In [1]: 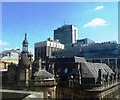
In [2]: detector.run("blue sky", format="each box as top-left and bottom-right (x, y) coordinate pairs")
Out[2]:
(1, 2), (118, 53)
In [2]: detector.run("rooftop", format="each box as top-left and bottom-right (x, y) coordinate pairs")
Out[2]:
(34, 69), (55, 80)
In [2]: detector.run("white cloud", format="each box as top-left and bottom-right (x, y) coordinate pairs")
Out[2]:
(4, 48), (12, 50)
(84, 18), (108, 28)
(95, 5), (104, 10)
(0, 40), (10, 46)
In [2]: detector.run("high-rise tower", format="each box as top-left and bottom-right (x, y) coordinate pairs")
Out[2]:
(54, 25), (78, 48)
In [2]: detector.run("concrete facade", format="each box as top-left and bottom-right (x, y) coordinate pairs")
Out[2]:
(34, 38), (64, 60)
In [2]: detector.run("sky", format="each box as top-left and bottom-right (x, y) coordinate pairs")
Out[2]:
(1, 2), (118, 54)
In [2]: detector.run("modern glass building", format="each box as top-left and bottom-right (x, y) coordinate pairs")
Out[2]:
(81, 41), (119, 70)
(54, 24), (78, 48)
(75, 38), (95, 46)
(53, 41), (120, 72)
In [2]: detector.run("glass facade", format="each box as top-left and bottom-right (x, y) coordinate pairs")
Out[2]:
(53, 42), (120, 71)
(80, 42), (120, 71)
(81, 42), (118, 59)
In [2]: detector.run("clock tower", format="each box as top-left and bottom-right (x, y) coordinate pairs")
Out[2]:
(18, 33), (32, 86)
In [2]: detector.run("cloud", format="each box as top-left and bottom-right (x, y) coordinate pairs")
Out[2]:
(95, 5), (104, 10)
(0, 40), (10, 46)
(84, 18), (108, 28)
(4, 48), (12, 50)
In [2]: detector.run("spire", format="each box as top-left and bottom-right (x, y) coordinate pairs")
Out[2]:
(25, 33), (27, 40)
(23, 33), (28, 44)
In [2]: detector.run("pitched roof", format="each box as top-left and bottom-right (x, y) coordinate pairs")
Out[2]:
(50, 56), (86, 63)
(81, 62), (114, 78)
(34, 69), (54, 80)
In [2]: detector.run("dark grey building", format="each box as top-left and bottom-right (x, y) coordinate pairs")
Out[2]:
(48, 56), (114, 85)
(54, 24), (78, 48)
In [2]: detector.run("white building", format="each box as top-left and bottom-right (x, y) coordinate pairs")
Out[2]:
(0, 48), (20, 63)
(34, 38), (64, 60)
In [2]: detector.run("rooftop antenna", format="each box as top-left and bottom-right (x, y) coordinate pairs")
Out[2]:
(64, 21), (66, 26)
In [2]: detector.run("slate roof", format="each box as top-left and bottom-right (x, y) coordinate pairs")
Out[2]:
(34, 69), (54, 80)
(81, 62), (114, 78)
(50, 56), (86, 63)
(23, 39), (28, 44)
(74, 57), (86, 63)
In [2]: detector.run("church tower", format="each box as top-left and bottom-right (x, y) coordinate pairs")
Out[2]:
(22, 33), (28, 53)
(18, 33), (32, 86)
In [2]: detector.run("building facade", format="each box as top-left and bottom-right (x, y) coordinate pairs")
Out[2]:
(48, 56), (114, 85)
(53, 41), (120, 72)
(74, 38), (95, 46)
(81, 41), (119, 71)
(0, 49), (20, 69)
(34, 38), (64, 60)
(54, 24), (78, 48)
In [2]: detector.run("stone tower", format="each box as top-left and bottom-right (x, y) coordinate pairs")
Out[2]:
(18, 33), (32, 86)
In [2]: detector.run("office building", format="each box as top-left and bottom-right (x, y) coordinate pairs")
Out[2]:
(54, 24), (78, 48)
(75, 38), (95, 46)
(53, 40), (120, 72)
(34, 38), (64, 60)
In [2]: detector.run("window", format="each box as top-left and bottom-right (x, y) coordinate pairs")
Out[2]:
(20, 72), (25, 80)
(64, 68), (68, 73)
(82, 67), (88, 75)
(69, 80), (73, 87)
(72, 68), (76, 74)
(74, 29), (77, 42)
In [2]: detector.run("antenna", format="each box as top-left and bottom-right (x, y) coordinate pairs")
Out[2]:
(64, 21), (66, 26)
